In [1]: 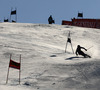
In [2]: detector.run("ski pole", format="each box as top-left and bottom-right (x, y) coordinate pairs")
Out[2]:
(87, 46), (93, 50)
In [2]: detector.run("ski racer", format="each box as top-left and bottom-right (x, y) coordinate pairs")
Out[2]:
(75, 45), (91, 58)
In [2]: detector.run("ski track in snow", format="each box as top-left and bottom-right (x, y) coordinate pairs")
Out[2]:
(0, 23), (100, 90)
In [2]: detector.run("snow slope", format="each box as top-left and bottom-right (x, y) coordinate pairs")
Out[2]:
(0, 23), (100, 90)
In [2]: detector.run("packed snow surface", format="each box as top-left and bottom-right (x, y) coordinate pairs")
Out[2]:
(0, 23), (100, 90)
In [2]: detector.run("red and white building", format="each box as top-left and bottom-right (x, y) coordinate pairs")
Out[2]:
(62, 18), (100, 29)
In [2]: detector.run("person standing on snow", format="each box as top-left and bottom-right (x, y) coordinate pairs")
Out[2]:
(48, 15), (55, 24)
(75, 45), (91, 58)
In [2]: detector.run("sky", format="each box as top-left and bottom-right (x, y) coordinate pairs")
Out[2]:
(0, 0), (100, 24)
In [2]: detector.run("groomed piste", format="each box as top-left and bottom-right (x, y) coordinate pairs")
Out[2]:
(0, 23), (100, 90)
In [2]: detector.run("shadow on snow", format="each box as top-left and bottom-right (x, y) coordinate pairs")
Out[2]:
(65, 56), (84, 60)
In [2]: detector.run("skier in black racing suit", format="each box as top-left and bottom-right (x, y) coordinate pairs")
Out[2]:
(76, 45), (91, 58)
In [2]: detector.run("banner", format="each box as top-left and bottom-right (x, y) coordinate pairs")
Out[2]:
(11, 10), (16, 15)
(78, 13), (83, 17)
(62, 19), (100, 29)
(9, 59), (20, 70)
(67, 38), (71, 43)
(6, 54), (21, 84)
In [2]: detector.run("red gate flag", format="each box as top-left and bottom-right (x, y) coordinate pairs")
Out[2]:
(9, 59), (20, 70)
(11, 10), (16, 15)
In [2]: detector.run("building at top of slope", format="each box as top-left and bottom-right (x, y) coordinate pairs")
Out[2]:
(62, 18), (100, 29)
(62, 13), (100, 29)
